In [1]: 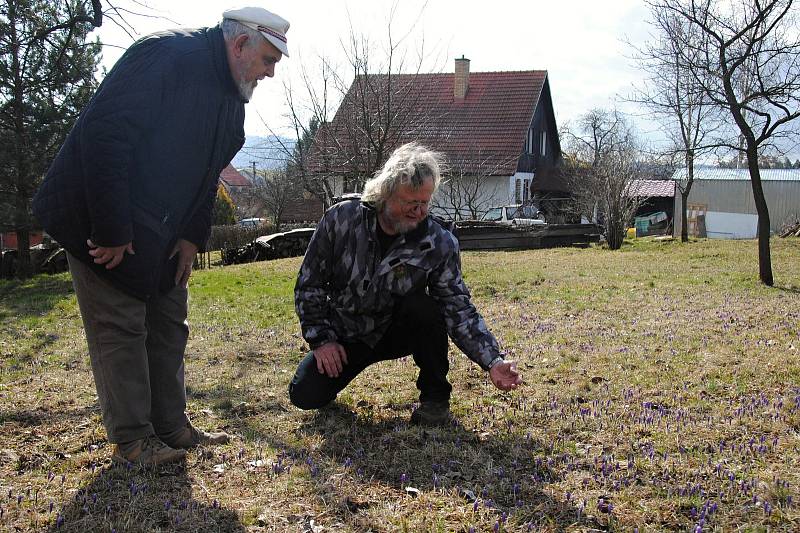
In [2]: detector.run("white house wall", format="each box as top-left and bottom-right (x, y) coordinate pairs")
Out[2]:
(431, 175), (515, 220)
(705, 212), (759, 239)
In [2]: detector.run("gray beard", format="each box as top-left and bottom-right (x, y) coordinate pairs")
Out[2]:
(237, 78), (256, 101)
(380, 212), (422, 235)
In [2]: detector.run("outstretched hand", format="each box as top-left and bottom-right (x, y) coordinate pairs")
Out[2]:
(489, 360), (522, 391)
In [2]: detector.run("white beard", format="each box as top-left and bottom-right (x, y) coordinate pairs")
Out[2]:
(237, 78), (257, 101)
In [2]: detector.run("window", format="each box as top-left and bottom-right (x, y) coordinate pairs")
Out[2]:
(482, 207), (503, 221)
(523, 179), (530, 202)
(526, 129), (534, 154)
(515, 179), (522, 203)
(540, 130), (547, 157)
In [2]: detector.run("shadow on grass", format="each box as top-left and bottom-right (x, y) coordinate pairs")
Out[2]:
(0, 404), (99, 429)
(774, 284), (800, 294)
(0, 273), (74, 321)
(216, 397), (606, 531)
(291, 407), (605, 531)
(44, 461), (245, 533)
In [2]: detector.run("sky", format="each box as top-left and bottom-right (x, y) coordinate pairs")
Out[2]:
(90, 0), (659, 142)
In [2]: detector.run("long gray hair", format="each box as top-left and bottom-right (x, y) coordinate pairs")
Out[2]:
(362, 142), (445, 211)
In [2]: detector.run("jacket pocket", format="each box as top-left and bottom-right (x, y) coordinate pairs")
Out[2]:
(100, 201), (177, 300)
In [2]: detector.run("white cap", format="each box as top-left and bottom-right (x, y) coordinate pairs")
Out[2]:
(223, 6), (290, 57)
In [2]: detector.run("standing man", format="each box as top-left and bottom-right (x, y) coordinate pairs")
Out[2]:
(32, 7), (290, 465)
(289, 143), (522, 426)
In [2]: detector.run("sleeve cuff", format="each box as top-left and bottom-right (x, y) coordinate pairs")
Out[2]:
(487, 356), (504, 370)
(307, 332), (338, 350)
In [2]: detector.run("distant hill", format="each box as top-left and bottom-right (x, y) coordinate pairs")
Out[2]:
(231, 135), (295, 171)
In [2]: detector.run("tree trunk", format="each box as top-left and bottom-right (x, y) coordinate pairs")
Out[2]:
(606, 219), (625, 250)
(15, 227), (31, 279)
(680, 189), (690, 242)
(681, 154), (695, 243)
(746, 147), (773, 286)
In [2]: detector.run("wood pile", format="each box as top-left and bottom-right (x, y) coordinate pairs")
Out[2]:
(779, 221), (800, 237)
(222, 228), (315, 265)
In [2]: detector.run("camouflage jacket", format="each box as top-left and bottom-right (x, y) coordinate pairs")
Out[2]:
(295, 199), (501, 370)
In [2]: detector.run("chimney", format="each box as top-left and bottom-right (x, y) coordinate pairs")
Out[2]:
(454, 55), (470, 100)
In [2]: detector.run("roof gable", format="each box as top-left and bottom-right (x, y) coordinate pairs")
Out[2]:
(312, 70), (549, 176)
(220, 165), (251, 187)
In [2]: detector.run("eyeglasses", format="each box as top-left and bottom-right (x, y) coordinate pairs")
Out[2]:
(397, 199), (431, 212)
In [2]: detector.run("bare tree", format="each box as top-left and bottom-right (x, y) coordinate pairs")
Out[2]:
(432, 150), (514, 220)
(652, 0), (800, 286)
(267, 61), (339, 207)
(265, 6), (447, 208)
(563, 109), (646, 249)
(246, 168), (295, 231)
(630, 5), (722, 242)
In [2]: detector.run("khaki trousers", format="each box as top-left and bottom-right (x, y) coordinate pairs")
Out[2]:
(67, 253), (190, 443)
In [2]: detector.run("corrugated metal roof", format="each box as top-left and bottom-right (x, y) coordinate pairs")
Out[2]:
(671, 167), (800, 181)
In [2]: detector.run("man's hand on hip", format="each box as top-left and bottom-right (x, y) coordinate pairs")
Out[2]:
(170, 238), (199, 288)
(313, 342), (348, 378)
(87, 239), (134, 269)
(489, 360), (522, 391)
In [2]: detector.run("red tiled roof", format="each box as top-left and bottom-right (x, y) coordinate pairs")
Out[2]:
(311, 70), (548, 176)
(219, 165), (251, 187)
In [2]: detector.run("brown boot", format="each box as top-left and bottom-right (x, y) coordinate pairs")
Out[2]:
(160, 423), (230, 449)
(112, 436), (186, 466)
(410, 401), (452, 427)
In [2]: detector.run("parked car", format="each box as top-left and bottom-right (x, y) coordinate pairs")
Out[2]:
(481, 204), (546, 226)
(238, 217), (266, 228)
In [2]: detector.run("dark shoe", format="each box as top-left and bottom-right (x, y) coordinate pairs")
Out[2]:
(112, 436), (186, 466)
(410, 401), (451, 427)
(160, 423), (230, 449)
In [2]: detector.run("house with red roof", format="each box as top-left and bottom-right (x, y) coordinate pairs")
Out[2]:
(218, 164), (254, 219)
(226, 165), (325, 223)
(308, 57), (564, 220)
(219, 164), (251, 191)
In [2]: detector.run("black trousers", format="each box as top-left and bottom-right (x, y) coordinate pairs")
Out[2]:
(289, 292), (451, 409)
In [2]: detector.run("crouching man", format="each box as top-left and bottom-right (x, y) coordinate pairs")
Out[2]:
(289, 142), (522, 425)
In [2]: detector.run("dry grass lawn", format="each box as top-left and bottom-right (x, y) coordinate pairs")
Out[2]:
(1, 237), (799, 532)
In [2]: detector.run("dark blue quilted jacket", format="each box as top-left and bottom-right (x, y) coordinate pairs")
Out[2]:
(32, 25), (245, 299)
